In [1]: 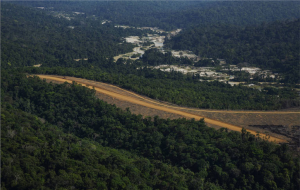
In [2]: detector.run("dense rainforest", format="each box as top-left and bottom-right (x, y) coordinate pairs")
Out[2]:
(2, 2), (300, 189)
(13, 1), (300, 30)
(2, 106), (205, 190)
(3, 2), (299, 110)
(2, 70), (300, 190)
(164, 19), (300, 84)
(1, 3), (149, 68)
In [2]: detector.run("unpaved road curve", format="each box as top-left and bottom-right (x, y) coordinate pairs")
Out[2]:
(36, 75), (294, 143)
(86, 79), (300, 114)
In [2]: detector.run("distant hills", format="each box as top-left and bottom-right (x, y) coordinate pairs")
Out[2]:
(11, 1), (300, 30)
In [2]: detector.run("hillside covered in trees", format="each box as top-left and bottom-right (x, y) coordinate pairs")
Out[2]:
(2, 2), (300, 189)
(2, 70), (300, 189)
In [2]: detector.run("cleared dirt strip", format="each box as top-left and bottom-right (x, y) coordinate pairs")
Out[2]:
(87, 80), (300, 114)
(45, 76), (300, 115)
(36, 75), (292, 143)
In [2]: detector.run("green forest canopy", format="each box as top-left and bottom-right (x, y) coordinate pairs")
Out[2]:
(2, 3), (300, 189)
(13, 1), (300, 30)
(2, 70), (299, 190)
(164, 19), (300, 84)
(2, 2), (300, 111)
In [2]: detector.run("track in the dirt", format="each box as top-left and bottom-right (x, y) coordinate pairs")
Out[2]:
(36, 75), (298, 143)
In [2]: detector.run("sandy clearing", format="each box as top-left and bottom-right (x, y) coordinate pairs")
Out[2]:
(36, 75), (296, 143)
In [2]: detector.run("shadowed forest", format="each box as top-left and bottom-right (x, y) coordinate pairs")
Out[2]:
(2, 2), (300, 190)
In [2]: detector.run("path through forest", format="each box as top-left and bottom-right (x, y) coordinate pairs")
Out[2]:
(36, 75), (300, 143)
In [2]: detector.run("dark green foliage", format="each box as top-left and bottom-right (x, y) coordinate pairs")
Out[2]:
(164, 19), (300, 84)
(2, 3), (300, 189)
(23, 65), (300, 110)
(2, 70), (300, 190)
(1, 3), (147, 68)
(2, 2), (299, 111)
(1, 107), (205, 190)
(141, 49), (193, 66)
(13, 1), (300, 30)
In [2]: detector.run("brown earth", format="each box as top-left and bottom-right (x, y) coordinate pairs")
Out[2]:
(36, 75), (300, 144)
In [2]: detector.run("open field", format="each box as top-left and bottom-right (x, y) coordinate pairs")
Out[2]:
(35, 75), (300, 144)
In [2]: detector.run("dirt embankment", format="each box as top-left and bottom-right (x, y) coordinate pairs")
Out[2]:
(36, 75), (300, 144)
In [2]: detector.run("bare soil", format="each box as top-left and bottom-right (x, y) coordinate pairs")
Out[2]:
(36, 75), (300, 144)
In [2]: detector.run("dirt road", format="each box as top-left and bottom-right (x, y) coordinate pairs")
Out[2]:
(36, 75), (299, 143)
